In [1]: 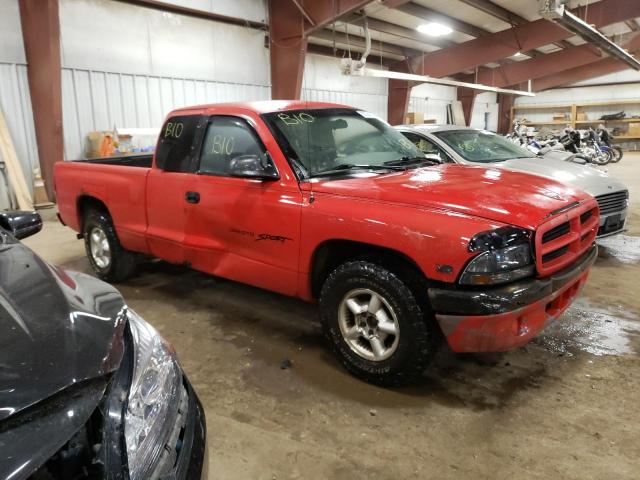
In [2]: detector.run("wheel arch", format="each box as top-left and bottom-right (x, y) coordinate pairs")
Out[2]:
(309, 239), (430, 300)
(77, 195), (110, 233)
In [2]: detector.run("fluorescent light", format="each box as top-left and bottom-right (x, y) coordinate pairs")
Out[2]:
(351, 67), (536, 96)
(416, 22), (453, 37)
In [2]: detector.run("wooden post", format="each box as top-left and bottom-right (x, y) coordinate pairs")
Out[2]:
(0, 106), (34, 210)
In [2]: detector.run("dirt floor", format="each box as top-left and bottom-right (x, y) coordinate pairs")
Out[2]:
(25, 155), (640, 479)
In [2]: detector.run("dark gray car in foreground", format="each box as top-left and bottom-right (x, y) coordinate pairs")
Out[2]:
(0, 212), (207, 480)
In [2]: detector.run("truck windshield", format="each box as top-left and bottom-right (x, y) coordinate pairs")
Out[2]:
(433, 129), (536, 163)
(262, 108), (426, 178)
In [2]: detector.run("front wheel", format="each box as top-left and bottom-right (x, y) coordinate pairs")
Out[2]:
(319, 261), (439, 386)
(592, 149), (611, 165)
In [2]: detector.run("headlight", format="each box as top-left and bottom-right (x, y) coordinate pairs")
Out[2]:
(125, 309), (184, 480)
(460, 226), (534, 285)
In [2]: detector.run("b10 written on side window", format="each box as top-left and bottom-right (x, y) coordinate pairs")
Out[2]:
(199, 116), (267, 176)
(156, 115), (203, 172)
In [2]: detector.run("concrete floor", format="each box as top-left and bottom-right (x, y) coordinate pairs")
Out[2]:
(25, 156), (640, 480)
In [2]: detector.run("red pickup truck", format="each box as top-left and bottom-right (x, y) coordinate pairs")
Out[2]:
(55, 101), (599, 385)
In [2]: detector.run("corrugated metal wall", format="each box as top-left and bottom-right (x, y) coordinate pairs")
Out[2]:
(61, 68), (271, 159)
(0, 62), (39, 202)
(301, 87), (388, 120)
(302, 54), (388, 120)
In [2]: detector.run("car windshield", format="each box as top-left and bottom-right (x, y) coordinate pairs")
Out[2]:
(433, 129), (536, 163)
(262, 108), (426, 177)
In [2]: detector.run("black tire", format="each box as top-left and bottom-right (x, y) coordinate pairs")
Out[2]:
(83, 209), (137, 282)
(319, 260), (439, 386)
(610, 146), (623, 163)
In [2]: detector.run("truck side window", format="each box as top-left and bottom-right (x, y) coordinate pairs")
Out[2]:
(199, 116), (267, 176)
(402, 132), (451, 162)
(156, 115), (201, 172)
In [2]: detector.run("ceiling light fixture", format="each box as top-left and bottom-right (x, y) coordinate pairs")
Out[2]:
(416, 22), (453, 37)
(340, 60), (535, 97)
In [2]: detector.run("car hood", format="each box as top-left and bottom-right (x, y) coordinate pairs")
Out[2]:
(494, 157), (627, 197)
(310, 164), (591, 230)
(0, 238), (126, 422)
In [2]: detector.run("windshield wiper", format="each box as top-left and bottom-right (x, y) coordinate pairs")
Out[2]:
(383, 156), (440, 167)
(312, 164), (404, 176)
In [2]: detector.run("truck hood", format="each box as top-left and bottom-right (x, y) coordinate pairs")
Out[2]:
(310, 164), (592, 230)
(493, 156), (628, 198)
(0, 239), (126, 422)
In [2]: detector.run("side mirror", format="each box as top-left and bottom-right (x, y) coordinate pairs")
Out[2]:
(424, 153), (443, 163)
(0, 211), (43, 240)
(227, 154), (279, 180)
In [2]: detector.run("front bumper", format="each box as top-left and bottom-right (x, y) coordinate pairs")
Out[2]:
(597, 210), (627, 237)
(172, 378), (208, 480)
(428, 244), (597, 352)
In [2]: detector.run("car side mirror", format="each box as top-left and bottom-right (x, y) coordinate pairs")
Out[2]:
(0, 211), (43, 240)
(227, 154), (279, 180)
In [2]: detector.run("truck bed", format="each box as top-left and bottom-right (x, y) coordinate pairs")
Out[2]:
(54, 154), (152, 253)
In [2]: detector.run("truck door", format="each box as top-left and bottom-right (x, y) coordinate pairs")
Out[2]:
(145, 114), (204, 264)
(183, 115), (303, 296)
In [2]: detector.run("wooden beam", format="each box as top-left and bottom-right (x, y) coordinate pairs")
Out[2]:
(0, 106), (33, 210)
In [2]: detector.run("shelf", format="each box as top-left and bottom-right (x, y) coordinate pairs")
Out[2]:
(575, 118), (640, 124)
(576, 99), (640, 108)
(613, 136), (640, 140)
(513, 103), (572, 110)
(521, 121), (570, 125)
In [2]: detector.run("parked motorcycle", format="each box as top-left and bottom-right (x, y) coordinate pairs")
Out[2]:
(597, 124), (623, 163)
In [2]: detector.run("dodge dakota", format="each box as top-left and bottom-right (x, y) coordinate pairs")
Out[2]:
(55, 101), (599, 385)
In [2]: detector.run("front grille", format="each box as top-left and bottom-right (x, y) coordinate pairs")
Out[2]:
(542, 245), (570, 263)
(595, 190), (628, 215)
(535, 200), (599, 276)
(542, 222), (570, 243)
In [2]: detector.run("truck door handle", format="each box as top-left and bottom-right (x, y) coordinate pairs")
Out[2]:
(185, 191), (200, 204)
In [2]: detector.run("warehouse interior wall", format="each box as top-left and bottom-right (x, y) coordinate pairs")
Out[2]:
(0, 0), (39, 205)
(301, 54), (389, 120)
(58, 0), (270, 160)
(408, 83), (457, 125)
(470, 92), (499, 132)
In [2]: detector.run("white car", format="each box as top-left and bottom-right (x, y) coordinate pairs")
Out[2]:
(398, 124), (629, 238)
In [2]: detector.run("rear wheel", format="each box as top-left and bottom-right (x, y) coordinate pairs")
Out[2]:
(319, 260), (439, 386)
(610, 146), (623, 163)
(83, 209), (137, 282)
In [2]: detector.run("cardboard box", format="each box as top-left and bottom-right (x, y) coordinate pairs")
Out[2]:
(553, 112), (567, 121)
(576, 112), (588, 121)
(405, 112), (424, 124)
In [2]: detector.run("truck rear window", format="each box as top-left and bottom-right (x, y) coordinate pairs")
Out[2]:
(156, 115), (202, 172)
